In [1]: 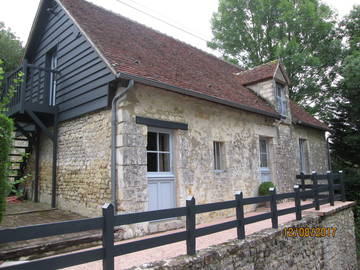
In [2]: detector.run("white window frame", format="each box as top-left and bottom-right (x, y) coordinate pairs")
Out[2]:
(147, 127), (174, 178)
(276, 82), (287, 116)
(259, 137), (271, 182)
(213, 141), (225, 172)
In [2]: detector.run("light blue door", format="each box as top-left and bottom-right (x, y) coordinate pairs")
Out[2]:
(148, 179), (175, 211)
(147, 127), (175, 210)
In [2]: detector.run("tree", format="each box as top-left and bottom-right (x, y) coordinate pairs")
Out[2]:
(209, 0), (342, 117)
(0, 22), (24, 74)
(329, 6), (360, 170)
(328, 6), (360, 254)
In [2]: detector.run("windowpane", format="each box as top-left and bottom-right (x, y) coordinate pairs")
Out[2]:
(159, 133), (170, 152)
(276, 84), (282, 98)
(147, 153), (158, 172)
(159, 153), (170, 171)
(147, 132), (157, 151)
(260, 153), (268, 167)
(214, 141), (224, 170)
(276, 83), (287, 116)
(299, 139), (308, 173)
(259, 139), (268, 168)
(282, 99), (287, 115)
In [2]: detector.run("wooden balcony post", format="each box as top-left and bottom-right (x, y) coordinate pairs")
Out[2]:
(20, 60), (28, 113)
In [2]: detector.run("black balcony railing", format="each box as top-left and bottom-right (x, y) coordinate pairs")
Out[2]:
(1, 60), (59, 116)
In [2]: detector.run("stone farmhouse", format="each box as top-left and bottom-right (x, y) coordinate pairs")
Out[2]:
(4, 0), (329, 226)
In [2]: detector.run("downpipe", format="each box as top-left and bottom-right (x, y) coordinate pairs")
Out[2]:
(111, 79), (135, 212)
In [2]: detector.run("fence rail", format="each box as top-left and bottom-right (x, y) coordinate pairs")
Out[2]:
(0, 171), (347, 270)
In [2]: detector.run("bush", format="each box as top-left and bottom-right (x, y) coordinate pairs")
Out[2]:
(0, 113), (13, 223)
(258, 181), (275, 196)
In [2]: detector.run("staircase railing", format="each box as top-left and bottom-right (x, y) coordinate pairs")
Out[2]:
(1, 60), (59, 114)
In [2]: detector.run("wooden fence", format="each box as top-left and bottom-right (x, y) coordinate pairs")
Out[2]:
(0, 171), (346, 270)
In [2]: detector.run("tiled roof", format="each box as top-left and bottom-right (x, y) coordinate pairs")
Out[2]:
(58, 0), (328, 131)
(290, 101), (329, 130)
(236, 61), (279, 85)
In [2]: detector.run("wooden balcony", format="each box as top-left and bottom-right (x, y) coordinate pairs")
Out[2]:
(1, 60), (58, 126)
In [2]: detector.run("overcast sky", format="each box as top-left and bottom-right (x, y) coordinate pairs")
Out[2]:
(0, 0), (359, 56)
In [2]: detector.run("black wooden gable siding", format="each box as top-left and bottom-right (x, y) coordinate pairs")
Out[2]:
(27, 2), (116, 122)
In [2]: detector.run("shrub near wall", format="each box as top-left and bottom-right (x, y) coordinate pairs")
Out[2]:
(0, 113), (13, 223)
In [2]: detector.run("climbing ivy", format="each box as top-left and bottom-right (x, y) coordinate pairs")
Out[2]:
(0, 60), (14, 223)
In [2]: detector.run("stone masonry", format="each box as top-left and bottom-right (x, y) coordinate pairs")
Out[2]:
(31, 75), (328, 225)
(36, 110), (112, 217)
(115, 82), (328, 227)
(131, 206), (357, 270)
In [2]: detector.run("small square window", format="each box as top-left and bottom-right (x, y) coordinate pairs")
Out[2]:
(213, 141), (224, 171)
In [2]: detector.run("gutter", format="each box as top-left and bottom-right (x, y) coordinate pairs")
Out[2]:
(116, 72), (281, 120)
(111, 80), (135, 212)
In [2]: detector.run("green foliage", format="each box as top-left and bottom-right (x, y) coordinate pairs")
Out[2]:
(209, 0), (342, 117)
(329, 6), (360, 170)
(0, 114), (13, 223)
(0, 22), (24, 73)
(329, 7), (360, 255)
(6, 173), (32, 198)
(258, 181), (275, 196)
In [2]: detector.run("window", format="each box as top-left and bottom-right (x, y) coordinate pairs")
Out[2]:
(299, 139), (309, 173)
(147, 129), (172, 176)
(276, 82), (287, 116)
(47, 49), (58, 106)
(213, 141), (224, 171)
(259, 138), (271, 182)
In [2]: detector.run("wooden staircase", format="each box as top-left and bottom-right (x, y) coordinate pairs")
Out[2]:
(7, 123), (35, 197)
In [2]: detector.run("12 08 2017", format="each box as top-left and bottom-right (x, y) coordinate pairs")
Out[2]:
(283, 227), (337, 237)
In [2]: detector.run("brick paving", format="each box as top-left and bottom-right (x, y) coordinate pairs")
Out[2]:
(61, 201), (351, 270)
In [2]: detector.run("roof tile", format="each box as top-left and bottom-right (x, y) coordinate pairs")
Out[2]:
(58, 0), (328, 130)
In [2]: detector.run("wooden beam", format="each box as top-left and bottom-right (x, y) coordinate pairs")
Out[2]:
(26, 110), (55, 141)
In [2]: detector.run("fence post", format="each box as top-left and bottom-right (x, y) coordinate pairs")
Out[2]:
(311, 171), (320, 210)
(300, 172), (306, 201)
(294, 185), (302, 220)
(186, 196), (196, 255)
(235, 191), (245, 239)
(339, 170), (346, 202)
(269, 187), (278, 229)
(102, 203), (115, 270)
(327, 171), (335, 206)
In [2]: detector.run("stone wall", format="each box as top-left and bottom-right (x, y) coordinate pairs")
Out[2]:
(30, 80), (328, 222)
(132, 206), (357, 270)
(36, 109), (112, 217)
(116, 83), (328, 225)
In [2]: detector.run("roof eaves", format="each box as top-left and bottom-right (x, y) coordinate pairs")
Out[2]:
(293, 119), (330, 131)
(24, 0), (45, 60)
(242, 76), (275, 86)
(56, 0), (117, 75)
(117, 72), (281, 120)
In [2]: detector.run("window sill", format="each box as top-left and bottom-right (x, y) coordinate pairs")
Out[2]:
(147, 173), (175, 178)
